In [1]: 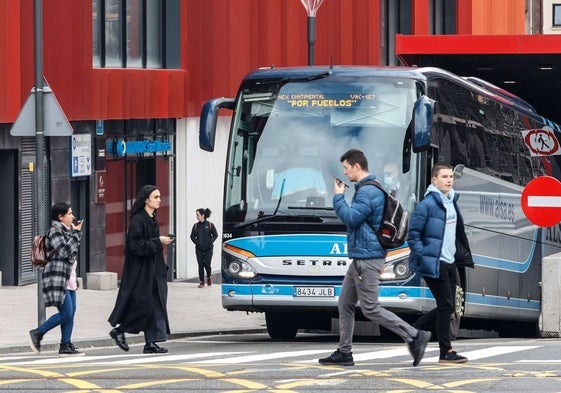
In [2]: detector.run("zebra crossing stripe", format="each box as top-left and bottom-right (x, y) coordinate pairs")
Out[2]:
(0, 345), (543, 366)
(110, 352), (252, 365)
(421, 346), (540, 363)
(196, 349), (330, 364)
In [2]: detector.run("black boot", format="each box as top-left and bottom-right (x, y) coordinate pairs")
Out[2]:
(29, 329), (43, 354)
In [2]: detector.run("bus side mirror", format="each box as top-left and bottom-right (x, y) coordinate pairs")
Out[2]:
(199, 97), (235, 152)
(453, 164), (465, 180)
(412, 95), (435, 153)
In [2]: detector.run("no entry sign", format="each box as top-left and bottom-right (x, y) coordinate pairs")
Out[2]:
(521, 176), (561, 227)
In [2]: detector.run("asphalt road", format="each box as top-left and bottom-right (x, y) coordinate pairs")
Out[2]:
(1, 333), (560, 392)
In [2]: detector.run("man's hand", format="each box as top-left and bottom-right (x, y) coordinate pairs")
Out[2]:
(334, 178), (346, 194)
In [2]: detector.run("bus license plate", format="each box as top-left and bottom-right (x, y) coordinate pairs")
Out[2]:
(293, 286), (334, 297)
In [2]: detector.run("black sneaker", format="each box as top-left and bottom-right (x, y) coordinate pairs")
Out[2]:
(439, 350), (468, 364)
(318, 349), (354, 366)
(59, 342), (85, 357)
(408, 330), (431, 366)
(29, 329), (43, 354)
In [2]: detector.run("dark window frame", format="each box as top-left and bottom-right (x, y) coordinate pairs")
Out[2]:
(553, 4), (561, 27)
(93, 0), (180, 69)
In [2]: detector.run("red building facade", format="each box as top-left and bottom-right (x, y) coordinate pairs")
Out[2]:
(0, 0), (557, 285)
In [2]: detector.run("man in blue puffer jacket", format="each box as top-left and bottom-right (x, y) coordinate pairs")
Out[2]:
(408, 163), (474, 364)
(319, 149), (431, 367)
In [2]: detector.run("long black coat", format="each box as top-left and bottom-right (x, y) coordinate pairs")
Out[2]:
(108, 210), (170, 335)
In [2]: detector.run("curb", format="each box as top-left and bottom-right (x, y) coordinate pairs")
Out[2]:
(2, 329), (267, 355)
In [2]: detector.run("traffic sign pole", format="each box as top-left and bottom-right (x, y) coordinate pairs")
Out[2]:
(34, 0), (47, 325)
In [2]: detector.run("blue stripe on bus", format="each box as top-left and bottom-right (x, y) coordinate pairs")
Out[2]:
(465, 293), (539, 310)
(470, 229), (538, 273)
(226, 234), (347, 256)
(222, 285), (539, 311)
(226, 234), (409, 256)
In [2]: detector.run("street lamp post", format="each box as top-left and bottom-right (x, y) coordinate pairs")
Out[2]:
(300, 0), (324, 66)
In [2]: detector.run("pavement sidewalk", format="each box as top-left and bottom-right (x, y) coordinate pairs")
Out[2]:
(0, 281), (266, 354)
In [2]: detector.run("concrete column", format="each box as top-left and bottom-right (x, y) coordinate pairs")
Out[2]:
(540, 253), (561, 337)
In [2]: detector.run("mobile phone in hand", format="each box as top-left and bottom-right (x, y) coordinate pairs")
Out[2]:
(333, 175), (349, 188)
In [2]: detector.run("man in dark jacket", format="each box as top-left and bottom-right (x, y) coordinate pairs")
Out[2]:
(319, 149), (431, 367)
(408, 163), (474, 364)
(108, 185), (175, 354)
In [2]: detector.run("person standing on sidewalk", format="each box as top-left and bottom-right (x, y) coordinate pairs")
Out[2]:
(190, 208), (218, 288)
(408, 163), (473, 364)
(108, 185), (175, 354)
(319, 149), (431, 367)
(29, 202), (84, 357)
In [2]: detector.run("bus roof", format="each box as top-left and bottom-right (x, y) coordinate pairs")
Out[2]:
(242, 65), (560, 132)
(244, 65), (424, 81)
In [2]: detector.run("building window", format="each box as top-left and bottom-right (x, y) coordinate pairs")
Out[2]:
(554, 4), (561, 27)
(92, 0), (179, 69)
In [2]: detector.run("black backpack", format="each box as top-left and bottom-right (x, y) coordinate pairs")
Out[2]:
(358, 179), (409, 249)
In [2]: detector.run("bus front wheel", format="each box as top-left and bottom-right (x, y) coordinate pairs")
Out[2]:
(265, 312), (298, 340)
(450, 270), (465, 341)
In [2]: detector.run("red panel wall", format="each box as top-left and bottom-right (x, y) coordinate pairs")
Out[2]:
(1, 0), (188, 123)
(2, 0), (384, 122)
(184, 0), (382, 117)
(0, 2), (24, 121)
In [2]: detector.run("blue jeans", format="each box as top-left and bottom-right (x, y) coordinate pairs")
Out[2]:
(38, 289), (77, 344)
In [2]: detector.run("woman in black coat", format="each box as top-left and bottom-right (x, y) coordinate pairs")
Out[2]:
(190, 208), (218, 287)
(108, 185), (175, 354)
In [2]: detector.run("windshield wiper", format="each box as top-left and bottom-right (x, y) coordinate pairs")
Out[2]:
(273, 178), (286, 216)
(261, 69), (332, 85)
(287, 206), (334, 211)
(233, 213), (290, 229)
(233, 213), (323, 229)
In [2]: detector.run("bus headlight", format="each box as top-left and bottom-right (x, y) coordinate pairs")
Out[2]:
(224, 257), (257, 279)
(223, 244), (258, 279)
(380, 260), (410, 280)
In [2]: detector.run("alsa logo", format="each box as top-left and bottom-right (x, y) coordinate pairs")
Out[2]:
(329, 242), (348, 255)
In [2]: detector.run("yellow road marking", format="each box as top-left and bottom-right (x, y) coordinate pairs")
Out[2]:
(59, 377), (103, 389)
(116, 378), (200, 389)
(276, 378), (346, 389)
(445, 378), (500, 388)
(0, 365), (63, 377)
(0, 379), (33, 385)
(67, 367), (138, 377)
(221, 377), (270, 389)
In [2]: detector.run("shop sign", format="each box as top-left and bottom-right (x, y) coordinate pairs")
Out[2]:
(70, 134), (92, 177)
(106, 138), (171, 157)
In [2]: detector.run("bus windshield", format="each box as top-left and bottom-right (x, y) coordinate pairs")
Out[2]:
(224, 76), (419, 222)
